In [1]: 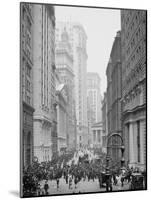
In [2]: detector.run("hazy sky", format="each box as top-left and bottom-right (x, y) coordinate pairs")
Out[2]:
(55, 5), (121, 96)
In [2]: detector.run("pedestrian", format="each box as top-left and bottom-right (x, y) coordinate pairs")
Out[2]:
(98, 174), (102, 188)
(65, 173), (68, 184)
(56, 178), (59, 190)
(106, 175), (112, 192)
(37, 183), (41, 196)
(121, 175), (124, 187)
(113, 174), (117, 185)
(74, 176), (78, 189)
(44, 180), (49, 195)
(69, 175), (72, 189)
(116, 174), (121, 186)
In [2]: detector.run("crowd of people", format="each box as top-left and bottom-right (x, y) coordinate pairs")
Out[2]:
(22, 149), (146, 197)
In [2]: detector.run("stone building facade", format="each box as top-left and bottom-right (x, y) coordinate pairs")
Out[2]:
(121, 10), (146, 170)
(32, 5), (56, 162)
(21, 3), (34, 167)
(106, 31), (122, 166)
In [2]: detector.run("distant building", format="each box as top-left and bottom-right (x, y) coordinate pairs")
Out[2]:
(55, 28), (77, 151)
(87, 72), (102, 124)
(106, 31), (122, 166)
(55, 79), (68, 154)
(56, 22), (88, 148)
(21, 3), (35, 167)
(121, 10), (146, 170)
(32, 5), (56, 162)
(87, 72), (102, 148)
(91, 122), (103, 149)
(101, 92), (108, 153)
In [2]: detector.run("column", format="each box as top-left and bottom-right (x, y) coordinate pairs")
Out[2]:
(124, 124), (129, 165)
(140, 119), (145, 165)
(129, 123), (135, 165)
(133, 122), (138, 164)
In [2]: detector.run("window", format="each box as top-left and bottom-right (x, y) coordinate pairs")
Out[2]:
(22, 7), (26, 20)
(27, 17), (31, 33)
(23, 111), (26, 123)
(26, 33), (31, 48)
(26, 95), (30, 105)
(26, 63), (31, 77)
(26, 80), (30, 92)
(22, 25), (24, 37)
(98, 130), (101, 143)
(93, 130), (96, 142)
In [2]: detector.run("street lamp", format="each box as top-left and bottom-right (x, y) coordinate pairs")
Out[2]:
(105, 155), (112, 192)
(120, 145), (125, 171)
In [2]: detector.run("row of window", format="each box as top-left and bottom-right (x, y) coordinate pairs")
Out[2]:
(125, 26), (142, 59)
(122, 40), (145, 78)
(123, 11), (141, 34)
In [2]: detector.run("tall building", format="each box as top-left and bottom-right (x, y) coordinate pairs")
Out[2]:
(121, 10), (146, 170)
(21, 3), (34, 167)
(87, 72), (102, 124)
(55, 28), (77, 151)
(106, 31), (122, 166)
(55, 74), (68, 154)
(101, 92), (108, 153)
(56, 22), (88, 148)
(32, 5), (56, 162)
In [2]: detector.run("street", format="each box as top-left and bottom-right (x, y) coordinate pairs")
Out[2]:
(40, 176), (130, 195)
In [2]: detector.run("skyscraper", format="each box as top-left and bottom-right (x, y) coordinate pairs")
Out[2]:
(56, 22), (88, 148)
(55, 27), (77, 150)
(87, 72), (102, 148)
(87, 72), (102, 124)
(32, 5), (56, 162)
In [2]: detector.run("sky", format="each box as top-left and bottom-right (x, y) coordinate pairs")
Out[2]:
(55, 5), (121, 96)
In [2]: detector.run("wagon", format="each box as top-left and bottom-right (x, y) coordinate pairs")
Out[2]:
(130, 173), (144, 190)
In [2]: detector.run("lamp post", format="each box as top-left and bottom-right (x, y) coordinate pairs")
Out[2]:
(105, 155), (112, 191)
(120, 145), (125, 171)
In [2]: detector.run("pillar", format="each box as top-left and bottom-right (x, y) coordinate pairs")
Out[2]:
(133, 122), (138, 164)
(140, 119), (145, 166)
(124, 124), (129, 165)
(129, 122), (135, 165)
